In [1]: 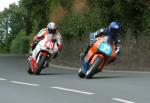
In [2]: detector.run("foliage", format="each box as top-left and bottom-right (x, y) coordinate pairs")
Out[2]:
(59, 9), (105, 39)
(20, 0), (52, 32)
(10, 31), (29, 54)
(0, 3), (27, 53)
(0, 0), (150, 57)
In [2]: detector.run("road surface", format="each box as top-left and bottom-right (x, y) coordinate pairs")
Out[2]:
(0, 55), (149, 103)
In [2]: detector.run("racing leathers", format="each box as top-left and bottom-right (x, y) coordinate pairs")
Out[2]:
(81, 27), (121, 63)
(30, 28), (63, 61)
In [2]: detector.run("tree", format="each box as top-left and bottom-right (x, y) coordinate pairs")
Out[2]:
(0, 3), (27, 53)
(10, 31), (29, 54)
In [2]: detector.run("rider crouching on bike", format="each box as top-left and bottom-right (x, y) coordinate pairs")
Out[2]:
(29, 22), (63, 67)
(81, 21), (121, 64)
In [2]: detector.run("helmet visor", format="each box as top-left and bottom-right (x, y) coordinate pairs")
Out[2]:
(48, 29), (56, 34)
(111, 28), (120, 33)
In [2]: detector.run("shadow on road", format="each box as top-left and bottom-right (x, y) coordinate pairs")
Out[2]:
(38, 72), (76, 76)
(92, 75), (133, 79)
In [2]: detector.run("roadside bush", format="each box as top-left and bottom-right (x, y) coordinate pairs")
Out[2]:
(59, 8), (105, 39)
(10, 31), (30, 54)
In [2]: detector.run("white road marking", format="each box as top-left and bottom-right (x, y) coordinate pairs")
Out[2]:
(50, 64), (78, 70)
(0, 78), (6, 80)
(112, 98), (136, 103)
(51, 86), (95, 95)
(10, 81), (40, 87)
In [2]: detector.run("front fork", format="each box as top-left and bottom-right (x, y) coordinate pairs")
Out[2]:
(30, 52), (49, 72)
(90, 54), (106, 71)
(37, 53), (50, 68)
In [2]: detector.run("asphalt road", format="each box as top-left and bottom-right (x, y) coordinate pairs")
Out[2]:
(0, 55), (150, 103)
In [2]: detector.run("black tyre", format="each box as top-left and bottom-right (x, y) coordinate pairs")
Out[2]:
(35, 56), (47, 75)
(85, 57), (102, 79)
(27, 67), (33, 74)
(78, 68), (85, 78)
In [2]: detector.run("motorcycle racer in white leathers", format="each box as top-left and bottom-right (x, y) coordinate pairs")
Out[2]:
(29, 22), (63, 67)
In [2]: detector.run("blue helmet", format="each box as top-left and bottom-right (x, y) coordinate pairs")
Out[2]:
(109, 22), (120, 33)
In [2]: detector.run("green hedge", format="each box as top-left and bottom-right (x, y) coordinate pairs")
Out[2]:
(10, 31), (30, 54)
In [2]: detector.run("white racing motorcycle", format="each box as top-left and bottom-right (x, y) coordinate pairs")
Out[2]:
(27, 36), (58, 75)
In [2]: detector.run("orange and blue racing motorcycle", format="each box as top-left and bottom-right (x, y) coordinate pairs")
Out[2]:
(79, 35), (116, 79)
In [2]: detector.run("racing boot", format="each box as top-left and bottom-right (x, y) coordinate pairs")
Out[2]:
(80, 44), (91, 61)
(80, 52), (85, 61)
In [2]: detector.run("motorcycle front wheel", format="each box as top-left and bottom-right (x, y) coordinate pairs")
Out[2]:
(78, 68), (85, 78)
(27, 66), (33, 74)
(85, 56), (102, 79)
(35, 55), (47, 75)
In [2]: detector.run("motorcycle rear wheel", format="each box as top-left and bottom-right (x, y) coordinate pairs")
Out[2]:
(85, 57), (102, 79)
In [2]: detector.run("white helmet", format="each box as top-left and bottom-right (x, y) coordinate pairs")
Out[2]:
(47, 22), (57, 34)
